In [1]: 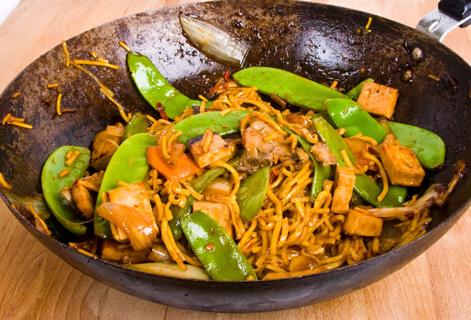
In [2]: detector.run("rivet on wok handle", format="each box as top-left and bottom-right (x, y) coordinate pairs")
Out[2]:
(416, 0), (471, 42)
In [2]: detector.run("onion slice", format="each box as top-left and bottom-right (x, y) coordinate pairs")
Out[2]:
(124, 262), (210, 280)
(97, 202), (158, 251)
(179, 15), (249, 66)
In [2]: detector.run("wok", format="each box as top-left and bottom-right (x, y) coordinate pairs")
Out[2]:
(0, 0), (470, 312)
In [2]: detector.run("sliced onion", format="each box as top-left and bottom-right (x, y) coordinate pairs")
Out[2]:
(365, 184), (446, 218)
(179, 15), (249, 66)
(124, 262), (210, 280)
(97, 202), (158, 251)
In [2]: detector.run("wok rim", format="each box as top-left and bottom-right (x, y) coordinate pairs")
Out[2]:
(0, 0), (470, 289)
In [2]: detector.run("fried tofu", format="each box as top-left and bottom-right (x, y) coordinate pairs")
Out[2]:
(331, 167), (356, 214)
(189, 133), (236, 168)
(357, 82), (399, 119)
(343, 209), (383, 237)
(193, 201), (233, 237)
(379, 134), (425, 186)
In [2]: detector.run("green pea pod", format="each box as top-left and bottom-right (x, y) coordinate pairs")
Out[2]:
(41, 146), (90, 235)
(233, 67), (346, 111)
(286, 128), (331, 199)
(124, 113), (148, 139)
(181, 211), (257, 281)
(94, 133), (156, 238)
(325, 98), (387, 143)
(170, 167), (227, 239)
(127, 52), (201, 119)
(312, 115), (406, 207)
(175, 110), (249, 145)
(346, 78), (374, 100)
(388, 122), (445, 169)
(237, 166), (270, 222)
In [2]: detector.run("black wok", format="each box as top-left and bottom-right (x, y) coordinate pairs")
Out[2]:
(0, 0), (470, 312)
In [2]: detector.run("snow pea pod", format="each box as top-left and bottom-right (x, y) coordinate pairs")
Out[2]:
(181, 211), (257, 281)
(286, 128), (331, 199)
(174, 110), (249, 145)
(346, 78), (374, 100)
(170, 167), (227, 239)
(298, 134), (331, 199)
(237, 166), (270, 222)
(233, 67), (346, 111)
(124, 113), (148, 139)
(388, 121), (445, 169)
(41, 146), (90, 235)
(127, 52), (201, 119)
(312, 115), (406, 207)
(325, 98), (387, 143)
(94, 133), (156, 238)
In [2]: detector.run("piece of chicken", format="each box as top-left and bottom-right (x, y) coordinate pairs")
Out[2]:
(343, 209), (383, 237)
(189, 133), (236, 168)
(90, 123), (124, 170)
(357, 82), (399, 119)
(243, 120), (291, 166)
(193, 201), (233, 237)
(311, 142), (336, 165)
(69, 171), (104, 219)
(98, 182), (158, 250)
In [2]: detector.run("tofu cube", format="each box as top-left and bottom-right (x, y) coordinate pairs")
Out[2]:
(193, 201), (233, 237)
(379, 134), (425, 186)
(343, 209), (383, 237)
(331, 167), (356, 214)
(357, 82), (399, 119)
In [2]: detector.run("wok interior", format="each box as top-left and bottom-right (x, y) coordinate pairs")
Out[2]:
(1, 0), (470, 248)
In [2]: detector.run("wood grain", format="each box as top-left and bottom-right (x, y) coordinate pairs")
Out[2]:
(0, 1), (469, 319)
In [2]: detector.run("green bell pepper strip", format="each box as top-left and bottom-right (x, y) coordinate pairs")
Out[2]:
(286, 128), (331, 199)
(180, 211), (257, 281)
(170, 167), (227, 239)
(174, 110), (249, 145)
(236, 166), (270, 222)
(312, 115), (406, 207)
(325, 98), (387, 143)
(41, 146), (90, 235)
(346, 78), (374, 100)
(388, 121), (445, 169)
(124, 112), (148, 139)
(127, 52), (201, 119)
(94, 133), (156, 238)
(233, 67), (346, 111)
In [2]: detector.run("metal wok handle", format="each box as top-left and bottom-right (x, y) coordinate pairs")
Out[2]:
(417, 0), (471, 41)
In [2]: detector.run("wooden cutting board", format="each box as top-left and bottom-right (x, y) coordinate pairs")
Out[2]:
(0, 1), (469, 319)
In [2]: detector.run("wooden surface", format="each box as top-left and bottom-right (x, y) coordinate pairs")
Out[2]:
(0, 0), (470, 319)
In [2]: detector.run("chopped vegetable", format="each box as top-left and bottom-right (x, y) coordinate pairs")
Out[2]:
(174, 110), (249, 145)
(378, 134), (425, 187)
(325, 98), (387, 143)
(147, 145), (202, 181)
(236, 166), (270, 222)
(233, 67), (347, 111)
(357, 82), (399, 119)
(125, 262), (210, 280)
(193, 201), (233, 237)
(346, 78), (374, 100)
(388, 121), (445, 169)
(180, 211), (257, 281)
(127, 51), (201, 119)
(95, 133), (156, 238)
(124, 112), (148, 139)
(41, 146), (90, 235)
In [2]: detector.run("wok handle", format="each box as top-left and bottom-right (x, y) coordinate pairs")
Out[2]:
(416, 0), (470, 42)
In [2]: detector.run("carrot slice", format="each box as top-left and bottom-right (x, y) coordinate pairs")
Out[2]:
(147, 145), (202, 181)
